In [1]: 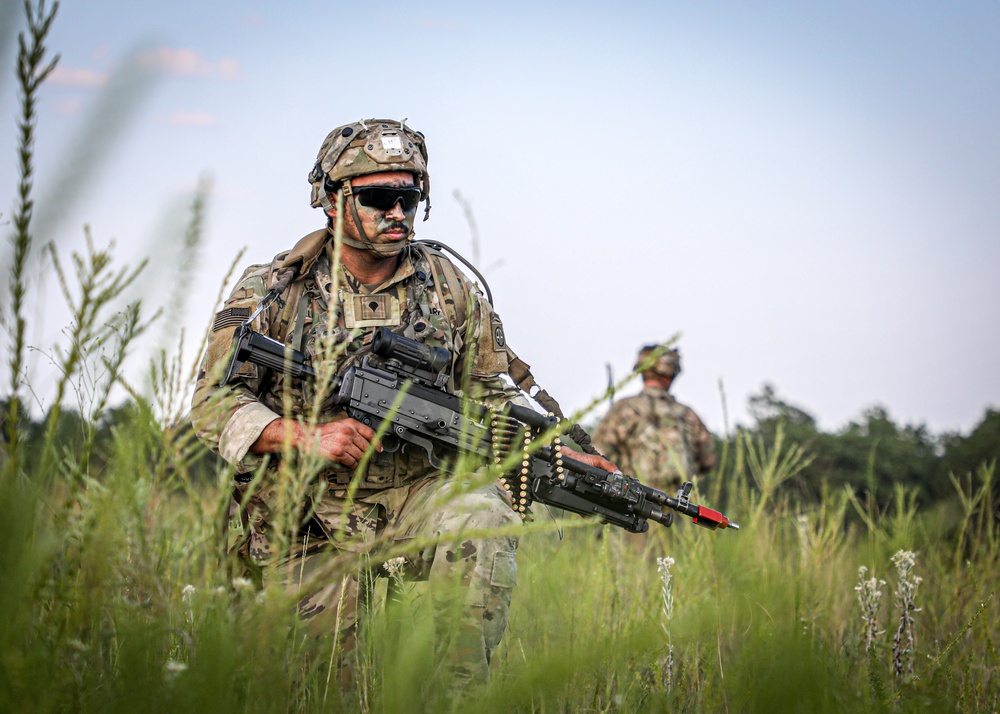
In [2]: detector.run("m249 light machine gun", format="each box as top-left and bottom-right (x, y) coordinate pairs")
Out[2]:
(222, 323), (739, 535)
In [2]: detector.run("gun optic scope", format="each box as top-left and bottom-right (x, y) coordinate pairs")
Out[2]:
(371, 326), (451, 376)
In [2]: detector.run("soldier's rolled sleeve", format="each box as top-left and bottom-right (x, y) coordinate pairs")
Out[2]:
(190, 262), (272, 462)
(220, 402), (281, 471)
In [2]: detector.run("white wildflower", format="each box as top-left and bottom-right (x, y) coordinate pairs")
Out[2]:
(657, 557), (675, 625)
(656, 555), (676, 692)
(891, 550), (922, 679)
(181, 584), (196, 625)
(164, 659), (187, 683)
(891, 550), (916, 573)
(383, 556), (407, 578)
(232, 577), (255, 593)
(854, 565), (886, 653)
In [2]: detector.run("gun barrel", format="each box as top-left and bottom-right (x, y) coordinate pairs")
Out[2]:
(504, 403), (559, 431)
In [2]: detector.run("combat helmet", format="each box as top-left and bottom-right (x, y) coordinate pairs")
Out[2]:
(309, 119), (430, 254)
(635, 344), (682, 379)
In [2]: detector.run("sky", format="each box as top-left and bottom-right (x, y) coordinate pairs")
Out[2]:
(1, 0), (998, 437)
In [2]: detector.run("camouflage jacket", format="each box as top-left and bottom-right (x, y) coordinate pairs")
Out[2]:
(191, 231), (521, 491)
(591, 386), (717, 491)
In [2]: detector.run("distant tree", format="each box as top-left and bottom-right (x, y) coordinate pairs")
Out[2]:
(743, 387), (944, 505)
(834, 406), (939, 502)
(744, 384), (822, 499)
(748, 383), (817, 429)
(937, 408), (1000, 496)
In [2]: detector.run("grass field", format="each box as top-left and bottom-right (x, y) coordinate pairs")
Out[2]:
(2, 394), (998, 713)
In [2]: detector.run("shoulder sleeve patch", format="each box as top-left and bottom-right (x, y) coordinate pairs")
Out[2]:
(491, 318), (506, 352)
(470, 296), (510, 377)
(212, 307), (251, 332)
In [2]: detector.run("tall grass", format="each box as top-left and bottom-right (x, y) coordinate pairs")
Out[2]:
(2, 3), (999, 712)
(3, 0), (57, 465)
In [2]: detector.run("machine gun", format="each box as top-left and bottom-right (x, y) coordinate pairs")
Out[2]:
(222, 323), (739, 534)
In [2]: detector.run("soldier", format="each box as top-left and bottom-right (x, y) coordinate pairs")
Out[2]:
(190, 119), (615, 685)
(593, 344), (717, 494)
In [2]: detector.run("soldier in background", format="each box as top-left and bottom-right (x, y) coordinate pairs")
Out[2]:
(593, 344), (717, 495)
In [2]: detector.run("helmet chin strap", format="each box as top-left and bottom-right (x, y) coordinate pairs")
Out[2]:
(337, 179), (413, 256)
(338, 233), (412, 255)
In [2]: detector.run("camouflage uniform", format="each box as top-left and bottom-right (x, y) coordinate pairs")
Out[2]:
(592, 346), (716, 493)
(191, 227), (523, 682)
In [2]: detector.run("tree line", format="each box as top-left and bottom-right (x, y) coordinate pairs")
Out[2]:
(742, 383), (999, 505)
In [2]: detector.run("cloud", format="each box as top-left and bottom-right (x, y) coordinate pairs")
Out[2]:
(139, 47), (243, 81)
(167, 111), (220, 127)
(48, 66), (107, 88)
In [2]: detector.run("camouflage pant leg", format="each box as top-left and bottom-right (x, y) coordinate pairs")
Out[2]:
(393, 478), (521, 683)
(266, 500), (384, 662)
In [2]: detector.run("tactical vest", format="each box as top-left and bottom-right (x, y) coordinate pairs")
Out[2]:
(263, 236), (471, 355)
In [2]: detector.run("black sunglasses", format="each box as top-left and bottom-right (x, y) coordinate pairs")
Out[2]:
(352, 186), (422, 213)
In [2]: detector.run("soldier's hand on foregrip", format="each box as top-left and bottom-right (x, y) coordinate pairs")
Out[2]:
(561, 447), (619, 474)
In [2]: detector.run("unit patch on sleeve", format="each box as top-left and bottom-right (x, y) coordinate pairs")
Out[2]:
(492, 319), (506, 352)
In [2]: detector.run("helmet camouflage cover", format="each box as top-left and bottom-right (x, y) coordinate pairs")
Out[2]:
(635, 344), (682, 379)
(309, 118), (430, 218)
